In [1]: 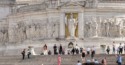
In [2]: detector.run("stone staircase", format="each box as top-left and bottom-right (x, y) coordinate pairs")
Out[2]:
(0, 54), (124, 65)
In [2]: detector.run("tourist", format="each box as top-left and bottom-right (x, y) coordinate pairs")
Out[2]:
(106, 46), (110, 54)
(81, 49), (86, 63)
(27, 48), (31, 59)
(92, 46), (96, 54)
(43, 49), (48, 55)
(58, 54), (61, 65)
(91, 48), (95, 59)
(112, 44), (116, 54)
(48, 50), (52, 55)
(53, 44), (57, 55)
(116, 55), (122, 65)
(43, 44), (47, 50)
(21, 49), (26, 60)
(28, 46), (37, 55)
(75, 44), (79, 54)
(43, 44), (48, 55)
(71, 47), (75, 55)
(80, 47), (83, 53)
(62, 48), (65, 55)
(124, 43), (125, 53)
(59, 44), (63, 54)
(117, 47), (120, 54)
(101, 58), (107, 65)
(87, 47), (90, 55)
(76, 60), (82, 65)
(119, 43), (123, 54)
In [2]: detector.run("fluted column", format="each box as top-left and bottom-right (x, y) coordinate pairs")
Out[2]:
(78, 12), (84, 39)
(59, 13), (65, 39)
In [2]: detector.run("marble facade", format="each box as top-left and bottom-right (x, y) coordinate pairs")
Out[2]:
(0, 0), (124, 43)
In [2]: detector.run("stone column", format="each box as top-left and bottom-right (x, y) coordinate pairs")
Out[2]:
(78, 12), (84, 39)
(59, 13), (65, 39)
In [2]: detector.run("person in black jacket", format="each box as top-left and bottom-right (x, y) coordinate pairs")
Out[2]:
(71, 47), (75, 55)
(81, 49), (86, 63)
(59, 44), (63, 54)
(106, 46), (110, 54)
(91, 49), (95, 59)
(53, 44), (57, 55)
(21, 49), (26, 60)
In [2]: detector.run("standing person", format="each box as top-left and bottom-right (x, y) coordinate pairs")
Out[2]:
(113, 44), (116, 54)
(58, 55), (61, 65)
(91, 48), (95, 59)
(59, 44), (63, 54)
(43, 44), (47, 50)
(76, 60), (82, 65)
(48, 50), (52, 55)
(116, 55), (122, 65)
(21, 49), (26, 60)
(53, 44), (57, 55)
(106, 46), (110, 54)
(27, 48), (31, 59)
(80, 47), (83, 53)
(75, 44), (79, 54)
(92, 46), (96, 55)
(71, 47), (75, 55)
(119, 43), (123, 54)
(101, 58), (107, 65)
(81, 49), (86, 63)
(87, 47), (90, 55)
(124, 43), (125, 53)
(117, 47), (120, 54)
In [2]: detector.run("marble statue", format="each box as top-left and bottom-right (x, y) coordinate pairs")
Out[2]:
(65, 13), (78, 39)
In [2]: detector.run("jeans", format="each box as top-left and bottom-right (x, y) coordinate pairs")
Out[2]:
(118, 62), (122, 65)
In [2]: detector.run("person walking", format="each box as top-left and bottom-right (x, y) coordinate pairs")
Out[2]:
(58, 55), (61, 65)
(116, 55), (122, 65)
(21, 49), (26, 60)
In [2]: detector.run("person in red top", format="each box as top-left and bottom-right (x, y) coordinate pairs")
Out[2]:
(58, 54), (61, 65)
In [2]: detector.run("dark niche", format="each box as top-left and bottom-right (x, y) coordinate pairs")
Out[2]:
(68, 42), (74, 48)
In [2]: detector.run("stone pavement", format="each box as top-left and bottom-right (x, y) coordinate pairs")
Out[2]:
(0, 54), (124, 65)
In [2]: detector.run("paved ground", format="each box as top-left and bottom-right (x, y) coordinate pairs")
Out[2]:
(0, 54), (124, 65)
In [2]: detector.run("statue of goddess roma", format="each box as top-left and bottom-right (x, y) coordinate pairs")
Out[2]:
(65, 13), (78, 39)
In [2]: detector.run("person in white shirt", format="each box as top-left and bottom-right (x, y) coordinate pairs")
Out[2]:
(119, 43), (123, 54)
(75, 44), (80, 54)
(87, 47), (90, 55)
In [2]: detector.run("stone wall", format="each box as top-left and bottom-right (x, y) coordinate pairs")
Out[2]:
(84, 12), (125, 38)
(8, 12), (60, 43)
